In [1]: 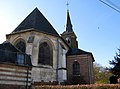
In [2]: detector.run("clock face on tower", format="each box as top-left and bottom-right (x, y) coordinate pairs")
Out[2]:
(65, 37), (71, 45)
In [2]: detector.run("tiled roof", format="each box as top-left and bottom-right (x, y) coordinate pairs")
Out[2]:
(12, 8), (59, 37)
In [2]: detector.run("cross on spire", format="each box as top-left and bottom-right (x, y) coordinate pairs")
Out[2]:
(66, 1), (69, 11)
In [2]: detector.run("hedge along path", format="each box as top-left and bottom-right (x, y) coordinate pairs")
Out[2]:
(34, 84), (120, 89)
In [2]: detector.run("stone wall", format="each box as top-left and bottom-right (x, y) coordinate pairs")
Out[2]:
(32, 67), (56, 82)
(6, 29), (69, 84)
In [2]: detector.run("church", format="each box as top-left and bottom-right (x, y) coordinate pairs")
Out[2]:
(0, 7), (94, 87)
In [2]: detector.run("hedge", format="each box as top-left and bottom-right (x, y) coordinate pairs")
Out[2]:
(33, 84), (120, 89)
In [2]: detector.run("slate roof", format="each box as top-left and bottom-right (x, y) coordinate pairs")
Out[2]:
(67, 48), (94, 61)
(12, 8), (59, 37)
(0, 41), (32, 66)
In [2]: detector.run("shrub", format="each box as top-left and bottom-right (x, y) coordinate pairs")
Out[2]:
(33, 84), (120, 89)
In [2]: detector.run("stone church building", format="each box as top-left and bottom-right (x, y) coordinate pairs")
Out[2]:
(0, 7), (94, 86)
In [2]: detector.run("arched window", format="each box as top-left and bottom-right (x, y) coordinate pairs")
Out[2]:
(38, 42), (52, 66)
(73, 61), (80, 75)
(15, 39), (26, 53)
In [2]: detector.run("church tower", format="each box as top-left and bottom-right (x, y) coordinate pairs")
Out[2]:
(62, 8), (95, 84)
(61, 10), (78, 48)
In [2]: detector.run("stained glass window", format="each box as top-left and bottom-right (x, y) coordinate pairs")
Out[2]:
(38, 42), (52, 66)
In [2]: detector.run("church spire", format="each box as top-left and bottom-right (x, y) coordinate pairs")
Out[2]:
(61, 2), (78, 48)
(66, 9), (73, 32)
